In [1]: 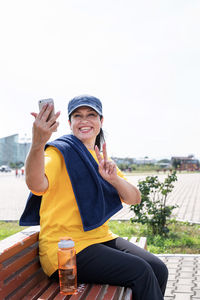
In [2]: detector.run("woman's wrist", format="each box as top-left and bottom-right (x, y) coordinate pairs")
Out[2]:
(108, 175), (121, 187)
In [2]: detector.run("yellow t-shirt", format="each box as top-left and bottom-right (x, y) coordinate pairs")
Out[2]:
(36, 146), (126, 277)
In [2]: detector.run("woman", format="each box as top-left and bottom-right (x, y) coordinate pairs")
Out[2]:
(21, 95), (168, 300)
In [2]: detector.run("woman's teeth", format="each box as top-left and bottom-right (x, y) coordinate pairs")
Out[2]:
(80, 127), (91, 132)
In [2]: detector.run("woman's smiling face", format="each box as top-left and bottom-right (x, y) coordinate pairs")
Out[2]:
(69, 106), (103, 149)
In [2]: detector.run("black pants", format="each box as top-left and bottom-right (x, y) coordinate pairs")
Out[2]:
(51, 237), (168, 300)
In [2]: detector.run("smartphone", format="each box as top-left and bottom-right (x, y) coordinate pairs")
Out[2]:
(38, 98), (55, 121)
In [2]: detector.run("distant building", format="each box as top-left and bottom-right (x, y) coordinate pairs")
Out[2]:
(171, 156), (199, 171)
(0, 134), (31, 166)
(135, 158), (157, 165)
(111, 157), (136, 165)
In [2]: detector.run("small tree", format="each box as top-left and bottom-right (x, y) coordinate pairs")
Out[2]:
(130, 171), (178, 235)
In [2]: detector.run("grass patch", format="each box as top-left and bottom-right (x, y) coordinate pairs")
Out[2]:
(0, 221), (26, 240)
(1, 220), (200, 254)
(109, 220), (200, 254)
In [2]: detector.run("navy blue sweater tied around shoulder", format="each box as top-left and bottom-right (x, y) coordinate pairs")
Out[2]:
(19, 134), (123, 231)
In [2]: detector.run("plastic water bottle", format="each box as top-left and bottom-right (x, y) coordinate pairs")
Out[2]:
(58, 238), (77, 295)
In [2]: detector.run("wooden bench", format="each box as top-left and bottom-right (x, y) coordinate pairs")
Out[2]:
(0, 226), (147, 300)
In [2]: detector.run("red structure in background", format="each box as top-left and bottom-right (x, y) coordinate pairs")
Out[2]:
(171, 156), (199, 171)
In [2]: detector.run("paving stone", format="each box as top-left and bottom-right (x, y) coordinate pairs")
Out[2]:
(167, 265), (180, 270)
(167, 263), (180, 267)
(158, 257), (167, 262)
(181, 262), (195, 265)
(167, 257), (182, 262)
(179, 272), (194, 278)
(169, 269), (179, 275)
(166, 281), (176, 288)
(165, 288), (175, 297)
(168, 257), (181, 261)
(193, 289), (200, 298)
(195, 275), (200, 282)
(168, 274), (177, 280)
(175, 285), (194, 293)
(178, 278), (193, 285)
(173, 293), (193, 300)
(182, 257), (198, 262)
(196, 270), (200, 276)
(180, 266), (195, 272)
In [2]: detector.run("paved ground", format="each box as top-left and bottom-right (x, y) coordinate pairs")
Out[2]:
(0, 171), (200, 299)
(158, 254), (200, 300)
(1, 171), (200, 223)
(0, 172), (29, 221)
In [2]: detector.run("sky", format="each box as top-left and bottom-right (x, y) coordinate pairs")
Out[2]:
(0, 0), (200, 159)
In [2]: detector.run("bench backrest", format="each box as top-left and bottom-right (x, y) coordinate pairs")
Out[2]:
(0, 226), (45, 300)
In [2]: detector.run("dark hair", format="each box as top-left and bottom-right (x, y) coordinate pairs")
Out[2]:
(69, 114), (105, 151)
(95, 116), (105, 151)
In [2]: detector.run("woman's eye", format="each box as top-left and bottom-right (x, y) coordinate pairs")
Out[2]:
(88, 113), (96, 117)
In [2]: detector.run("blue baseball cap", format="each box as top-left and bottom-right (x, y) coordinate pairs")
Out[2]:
(68, 95), (103, 117)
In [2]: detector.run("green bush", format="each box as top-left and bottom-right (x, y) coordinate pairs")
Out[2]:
(130, 171), (178, 236)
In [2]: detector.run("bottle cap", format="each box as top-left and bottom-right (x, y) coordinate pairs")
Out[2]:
(58, 238), (75, 249)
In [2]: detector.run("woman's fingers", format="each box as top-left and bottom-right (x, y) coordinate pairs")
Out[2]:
(37, 103), (55, 121)
(50, 121), (59, 132)
(95, 144), (117, 180)
(32, 106), (60, 137)
(33, 105), (60, 130)
(40, 104), (54, 121)
(31, 112), (38, 119)
(104, 161), (115, 174)
(95, 145), (103, 164)
(107, 162), (114, 175)
(102, 143), (108, 163)
(37, 103), (48, 119)
(47, 111), (60, 132)
(47, 111), (60, 125)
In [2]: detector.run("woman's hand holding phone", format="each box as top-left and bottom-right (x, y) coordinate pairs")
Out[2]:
(31, 98), (60, 149)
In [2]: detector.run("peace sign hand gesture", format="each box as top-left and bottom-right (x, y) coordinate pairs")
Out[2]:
(95, 143), (118, 184)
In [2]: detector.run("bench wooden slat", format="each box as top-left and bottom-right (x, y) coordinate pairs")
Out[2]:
(53, 292), (71, 300)
(38, 281), (60, 299)
(116, 286), (125, 300)
(8, 269), (46, 300)
(0, 245), (38, 280)
(0, 260), (41, 299)
(102, 285), (119, 300)
(69, 284), (91, 300)
(129, 236), (147, 250)
(137, 237), (147, 250)
(123, 287), (132, 300)
(21, 277), (51, 300)
(129, 237), (137, 244)
(85, 284), (103, 299)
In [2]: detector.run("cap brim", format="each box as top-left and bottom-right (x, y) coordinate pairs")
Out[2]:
(68, 104), (102, 116)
